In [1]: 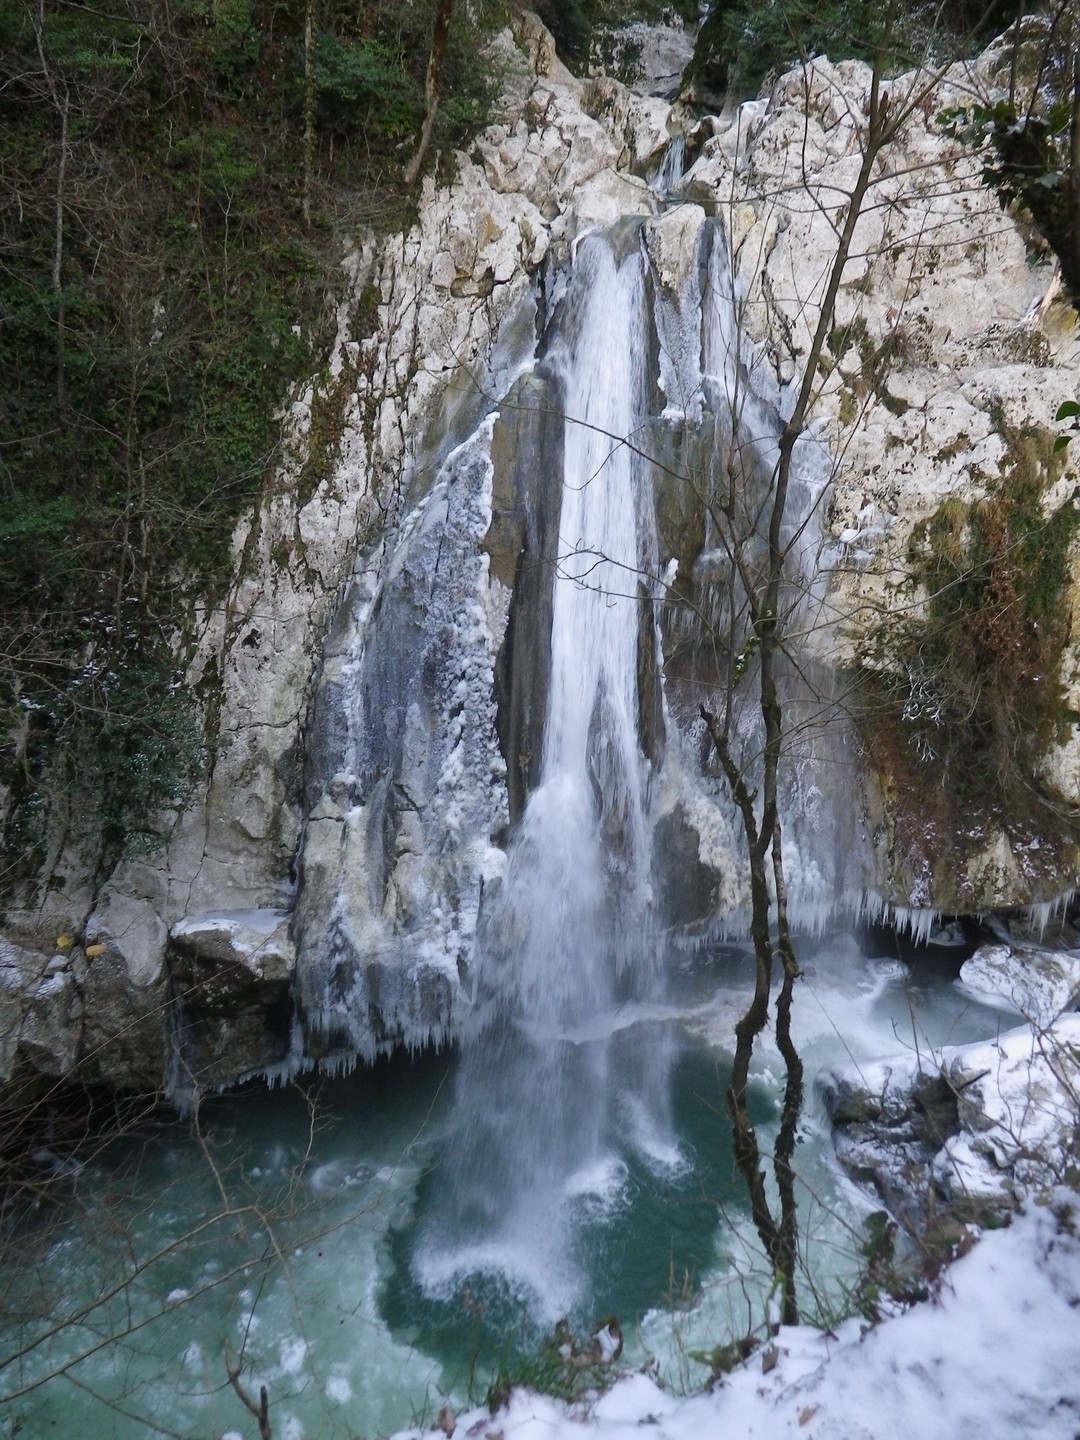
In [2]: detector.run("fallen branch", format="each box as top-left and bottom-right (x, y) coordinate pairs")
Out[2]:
(225, 1345), (271, 1440)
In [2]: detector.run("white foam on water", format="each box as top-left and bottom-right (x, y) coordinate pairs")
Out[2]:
(412, 1233), (583, 1327)
(564, 1155), (630, 1205)
(618, 1091), (690, 1176)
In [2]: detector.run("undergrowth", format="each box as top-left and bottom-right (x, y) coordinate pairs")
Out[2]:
(481, 1317), (625, 1411)
(0, 0), (502, 889)
(855, 419), (1080, 900)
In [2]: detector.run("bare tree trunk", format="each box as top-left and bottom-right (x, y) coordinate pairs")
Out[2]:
(403, 0), (455, 188)
(700, 705), (793, 1312)
(698, 0), (903, 1327)
(771, 813), (803, 1316)
(34, 0), (69, 412)
(303, 0), (315, 227)
(1067, 46), (1080, 295)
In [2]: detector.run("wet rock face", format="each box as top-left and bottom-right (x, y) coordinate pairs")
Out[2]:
(486, 370), (566, 825)
(0, 14), (671, 1091)
(651, 805), (718, 931)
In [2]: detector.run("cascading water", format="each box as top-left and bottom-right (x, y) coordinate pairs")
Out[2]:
(295, 203), (886, 1355)
(410, 233), (678, 1323)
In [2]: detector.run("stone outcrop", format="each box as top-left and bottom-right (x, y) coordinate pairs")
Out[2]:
(821, 1014), (1080, 1219)
(0, 14), (677, 1091)
(678, 36), (1080, 914)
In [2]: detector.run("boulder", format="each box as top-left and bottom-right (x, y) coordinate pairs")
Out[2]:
(958, 943), (1080, 1027)
(820, 1015), (1080, 1221)
(168, 910), (296, 1091)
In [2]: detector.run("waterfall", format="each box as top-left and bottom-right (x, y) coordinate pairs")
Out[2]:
(294, 203), (878, 1062)
(295, 205), (881, 1332)
(412, 234), (675, 1321)
(653, 133), (686, 194)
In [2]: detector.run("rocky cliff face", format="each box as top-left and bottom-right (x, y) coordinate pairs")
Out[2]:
(3, 15), (1078, 1096)
(680, 36), (1080, 917)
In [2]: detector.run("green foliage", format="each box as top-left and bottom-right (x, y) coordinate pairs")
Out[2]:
(859, 421), (1080, 853)
(532, 0), (593, 69)
(1058, 401), (1080, 453)
(532, 0), (698, 75)
(684, 0), (1015, 102)
(3, 649), (208, 880)
(0, 0), (502, 884)
(827, 316), (872, 365)
(64, 659), (207, 863)
(313, 32), (421, 141)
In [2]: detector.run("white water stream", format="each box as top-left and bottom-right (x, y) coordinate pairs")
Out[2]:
(411, 236), (675, 1321)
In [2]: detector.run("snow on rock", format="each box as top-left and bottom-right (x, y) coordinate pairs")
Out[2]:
(821, 1015), (1080, 1215)
(395, 1191), (1080, 1440)
(958, 942), (1080, 1027)
(169, 909), (294, 979)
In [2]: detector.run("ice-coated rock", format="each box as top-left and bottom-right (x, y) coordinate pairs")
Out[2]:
(821, 1015), (1080, 1218)
(957, 942), (1080, 1027)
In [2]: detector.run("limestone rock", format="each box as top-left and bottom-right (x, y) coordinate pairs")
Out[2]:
(0, 938), (58, 1084)
(17, 965), (82, 1079)
(85, 884), (168, 988)
(2, 14), (671, 1091)
(679, 43), (1080, 913)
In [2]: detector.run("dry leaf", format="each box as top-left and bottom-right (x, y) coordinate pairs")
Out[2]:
(799, 1404), (819, 1425)
(761, 1344), (779, 1374)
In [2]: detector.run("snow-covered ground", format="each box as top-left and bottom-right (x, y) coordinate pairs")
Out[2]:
(397, 1188), (1080, 1440)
